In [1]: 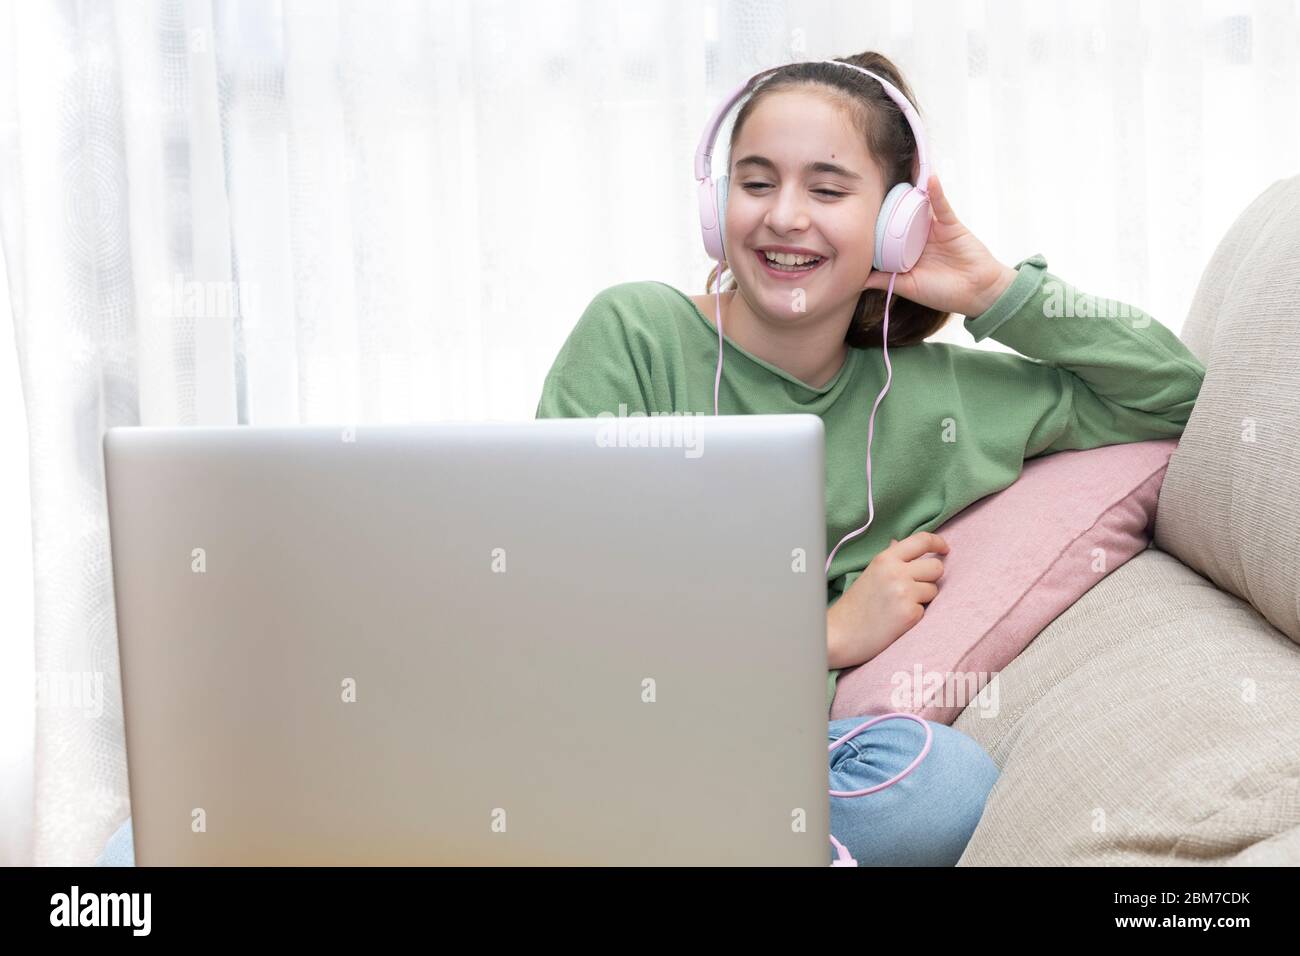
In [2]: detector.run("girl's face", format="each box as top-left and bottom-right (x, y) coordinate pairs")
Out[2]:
(725, 89), (887, 321)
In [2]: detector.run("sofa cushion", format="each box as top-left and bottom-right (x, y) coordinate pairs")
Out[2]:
(953, 548), (1300, 866)
(831, 438), (1177, 725)
(1154, 175), (1300, 646)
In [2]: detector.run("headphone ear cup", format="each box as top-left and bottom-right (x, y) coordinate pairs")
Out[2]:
(716, 174), (729, 255)
(874, 182), (932, 273)
(873, 182), (911, 271)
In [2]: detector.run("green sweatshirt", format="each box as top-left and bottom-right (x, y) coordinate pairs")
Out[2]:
(534, 254), (1206, 714)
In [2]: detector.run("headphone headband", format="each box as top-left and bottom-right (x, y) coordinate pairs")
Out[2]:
(693, 60), (930, 191)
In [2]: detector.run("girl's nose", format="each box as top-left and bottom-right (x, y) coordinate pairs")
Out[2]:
(764, 185), (812, 233)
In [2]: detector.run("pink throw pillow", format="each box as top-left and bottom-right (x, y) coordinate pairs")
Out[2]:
(829, 438), (1180, 725)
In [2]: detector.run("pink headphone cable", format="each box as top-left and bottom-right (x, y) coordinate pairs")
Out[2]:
(712, 269), (934, 867)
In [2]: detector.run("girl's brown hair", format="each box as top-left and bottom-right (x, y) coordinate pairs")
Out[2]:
(704, 51), (951, 349)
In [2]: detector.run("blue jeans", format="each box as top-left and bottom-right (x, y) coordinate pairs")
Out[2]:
(97, 717), (998, 866)
(827, 714), (998, 866)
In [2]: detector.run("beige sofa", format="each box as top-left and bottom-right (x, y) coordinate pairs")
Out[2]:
(954, 175), (1300, 866)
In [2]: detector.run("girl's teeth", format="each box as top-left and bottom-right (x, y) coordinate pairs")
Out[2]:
(764, 251), (821, 266)
(765, 255), (822, 272)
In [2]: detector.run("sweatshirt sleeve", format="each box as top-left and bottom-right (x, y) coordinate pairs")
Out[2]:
(535, 285), (656, 420)
(961, 254), (1206, 458)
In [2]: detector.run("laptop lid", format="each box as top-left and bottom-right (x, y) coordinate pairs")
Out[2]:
(103, 415), (829, 865)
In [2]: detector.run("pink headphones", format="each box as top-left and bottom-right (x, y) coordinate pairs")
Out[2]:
(695, 59), (933, 274)
(693, 60), (937, 867)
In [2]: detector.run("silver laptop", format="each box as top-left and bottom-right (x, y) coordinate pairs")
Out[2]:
(103, 414), (829, 865)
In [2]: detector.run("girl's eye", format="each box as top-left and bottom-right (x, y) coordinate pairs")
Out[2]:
(741, 183), (846, 198)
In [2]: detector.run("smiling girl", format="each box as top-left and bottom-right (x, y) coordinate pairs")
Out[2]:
(537, 49), (1207, 867)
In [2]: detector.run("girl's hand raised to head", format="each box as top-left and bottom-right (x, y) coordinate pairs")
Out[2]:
(827, 531), (950, 670)
(862, 173), (1018, 319)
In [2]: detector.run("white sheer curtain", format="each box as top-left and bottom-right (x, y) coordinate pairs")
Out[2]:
(2, 0), (1297, 865)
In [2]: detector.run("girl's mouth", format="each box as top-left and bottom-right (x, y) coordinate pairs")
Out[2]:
(754, 249), (827, 280)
